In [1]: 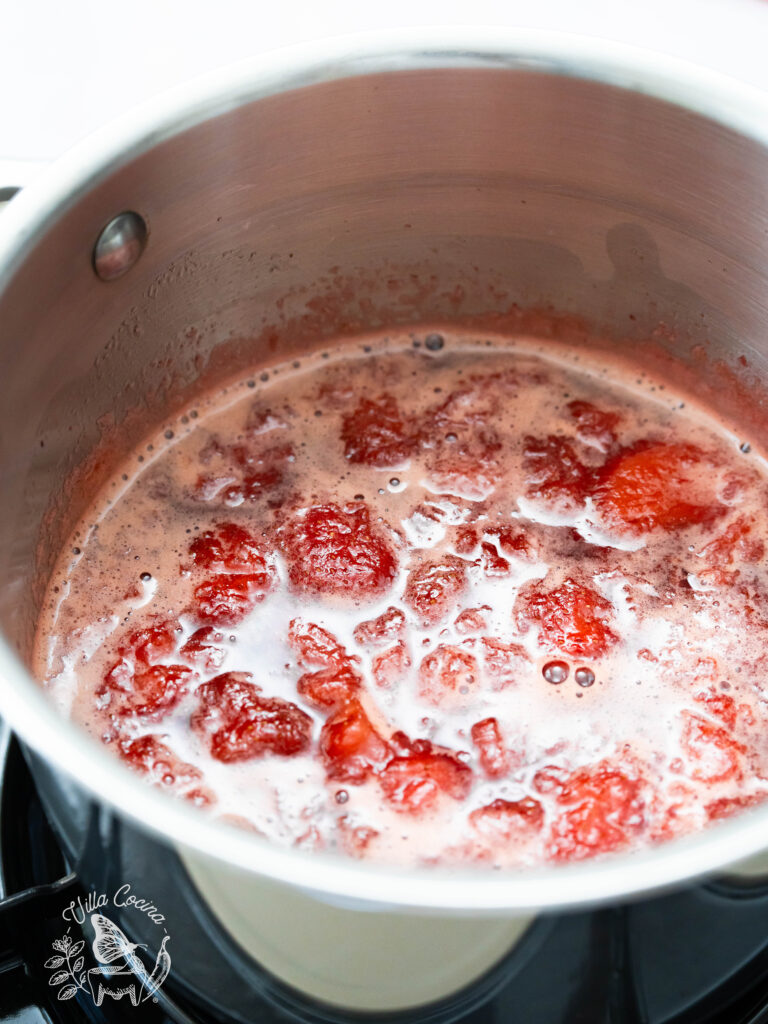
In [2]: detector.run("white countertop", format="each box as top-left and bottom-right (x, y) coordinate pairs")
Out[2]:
(2, 0), (768, 182)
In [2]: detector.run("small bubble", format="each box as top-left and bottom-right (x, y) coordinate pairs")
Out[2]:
(412, 338), (422, 348)
(314, 409), (323, 417)
(543, 660), (569, 684)
(72, 547), (81, 556)
(740, 441), (751, 453)
(164, 429), (174, 440)
(354, 493), (364, 501)
(122, 473), (128, 481)
(378, 488), (385, 494)
(335, 790), (349, 804)
(389, 478), (400, 488)
(292, 361), (301, 369)
(247, 379), (255, 389)
(445, 432), (458, 443)
(260, 372), (269, 382)
(137, 455), (144, 462)
(140, 572), (152, 582)
(190, 410), (198, 419)
(575, 667), (595, 688)
(425, 333), (444, 351)
(181, 415), (189, 424)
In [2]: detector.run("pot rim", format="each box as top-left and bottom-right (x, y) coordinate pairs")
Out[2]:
(2, 27), (768, 913)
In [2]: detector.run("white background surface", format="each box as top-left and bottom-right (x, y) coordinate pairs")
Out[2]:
(2, 0), (768, 176)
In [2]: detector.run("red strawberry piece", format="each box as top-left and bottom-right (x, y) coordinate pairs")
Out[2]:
(478, 637), (529, 687)
(680, 712), (745, 783)
(180, 626), (226, 672)
(706, 793), (768, 821)
(480, 541), (510, 577)
(353, 607), (406, 647)
(523, 435), (592, 505)
(119, 734), (202, 789)
(696, 515), (764, 566)
(693, 689), (739, 730)
(279, 502), (398, 598)
(567, 400), (620, 451)
(469, 796), (544, 840)
(337, 816), (380, 857)
(192, 672), (312, 762)
(403, 555), (468, 626)
(319, 698), (391, 783)
(188, 521), (269, 573)
(593, 442), (723, 533)
(297, 664), (362, 710)
(340, 394), (416, 467)
(454, 607), (490, 635)
(470, 717), (510, 777)
(288, 619), (347, 667)
(379, 741), (472, 813)
(418, 644), (480, 706)
(516, 577), (618, 659)
(371, 641), (411, 689)
(194, 573), (271, 625)
(536, 763), (645, 862)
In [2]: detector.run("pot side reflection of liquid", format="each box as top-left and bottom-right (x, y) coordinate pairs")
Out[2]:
(33, 330), (768, 868)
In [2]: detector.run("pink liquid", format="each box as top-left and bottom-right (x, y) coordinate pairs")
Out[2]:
(34, 331), (768, 867)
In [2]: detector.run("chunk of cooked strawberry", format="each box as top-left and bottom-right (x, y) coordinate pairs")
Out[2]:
(192, 672), (312, 762)
(418, 644), (480, 707)
(470, 717), (509, 777)
(193, 573), (271, 625)
(340, 394), (416, 467)
(426, 436), (501, 502)
(489, 525), (536, 559)
(454, 607), (490, 635)
(696, 516), (765, 566)
(288, 619), (347, 667)
(536, 763), (645, 862)
(478, 637), (529, 687)
(371, 641), (411, 689)
(523, 435), (592, 505)
(180, 626), (226, 672)
(481, 541), (510, 577)
(288, 620), (362, 708)
(279, 502), (398, 598)
(188, 521), (269, 573)
(567, 400), (620, 451)
(337, 816), (380, 857)
(706, 793), (768, 821)
(454, 525), (479, 555)
(319, 698), (391, 783)
(403, 555), (468, 626)
(693, 689), (740, 730)
(593, 441), (724, 533)
(297, 664), (362, 709)
(516, 577), (618, 659)
(680, 711), (745, 783)
(469, 797), (544, 840)
(128, 621), (178, 664)
(353, 607), (406, 648)
(119, 664), (192, 717)
(379, 741), (472, 813)
(120, 734), (202, 789)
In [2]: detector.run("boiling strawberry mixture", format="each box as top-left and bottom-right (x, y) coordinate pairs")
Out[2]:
(34, 332), (768, 867)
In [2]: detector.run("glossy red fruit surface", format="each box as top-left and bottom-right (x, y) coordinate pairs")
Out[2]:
(403, 556), (468, 626)
(517, 577), (618, 659)
(280, 502), (398, 597)
(192, 672), (312, 762)
(340, 394), (416, 467)
(319, 698), (391, 782)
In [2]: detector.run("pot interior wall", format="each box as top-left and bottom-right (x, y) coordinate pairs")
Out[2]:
(1, 65), (768, 663)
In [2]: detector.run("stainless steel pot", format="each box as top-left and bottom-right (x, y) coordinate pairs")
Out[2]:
(3, 29), (768, 1013)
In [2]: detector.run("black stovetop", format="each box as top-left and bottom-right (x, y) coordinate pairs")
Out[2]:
(3, 731), (768, 1024)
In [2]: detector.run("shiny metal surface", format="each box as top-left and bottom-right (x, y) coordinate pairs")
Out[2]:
(92, 210), (148, 280)
(1, 31), (768, 914)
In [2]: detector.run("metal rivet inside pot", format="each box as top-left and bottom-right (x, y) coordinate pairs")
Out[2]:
(93, 211), (148, 281)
